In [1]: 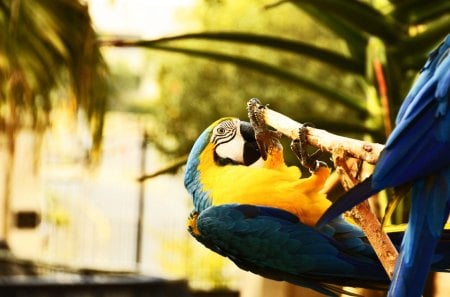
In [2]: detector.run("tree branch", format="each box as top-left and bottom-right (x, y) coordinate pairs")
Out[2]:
(247, 98), (384, 164)
(247, 98), (398, 279)
(333, 151), (398, 279)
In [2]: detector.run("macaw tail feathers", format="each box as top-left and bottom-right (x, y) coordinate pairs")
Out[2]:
(389, 222), (442, 297)
(316, 176), (378, 228)
(388, 169), (450, 297)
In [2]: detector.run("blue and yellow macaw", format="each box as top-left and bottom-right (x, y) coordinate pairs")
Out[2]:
(184, 117), (450, 296)
(317, 35), (450, 297)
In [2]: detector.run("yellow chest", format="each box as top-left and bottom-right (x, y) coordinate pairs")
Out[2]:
(197, 144), (331, 226)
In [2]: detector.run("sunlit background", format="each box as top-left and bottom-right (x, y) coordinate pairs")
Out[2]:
(1, 1), (253, 295)
(1, 0), (449, 296)
(5, 0), (241, 289)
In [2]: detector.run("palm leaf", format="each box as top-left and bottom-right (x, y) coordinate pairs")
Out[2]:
(395, 15), (450, 57)
(106, 41), (368, 115)
(0, 0), (108, 157)
(127, 32), (364, 74)
(290, 0), (401, 43)
(290, 2), (368, 60)
(391, 0), (449, 23)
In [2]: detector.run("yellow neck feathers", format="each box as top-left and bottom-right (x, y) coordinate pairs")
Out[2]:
(197, 143), (331, 226)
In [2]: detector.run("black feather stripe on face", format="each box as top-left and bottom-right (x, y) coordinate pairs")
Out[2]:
(213, 151), (241, 166)
(212, 119), (243, 166)
(212, 119), (261, 167)
(212, 120), (237, 146)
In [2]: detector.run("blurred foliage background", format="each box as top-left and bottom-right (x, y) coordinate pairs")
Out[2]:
(106, 0), (448, 224)
(0, 0), (449, 295)
(2, 0), (449, 216)
(0, 0), (108, 158)
(113, 0), (449, 159)
(3, 0), (447, 159)
(124, 0), (369, 156)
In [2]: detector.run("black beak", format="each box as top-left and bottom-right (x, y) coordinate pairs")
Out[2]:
(240, 121), (261, 165)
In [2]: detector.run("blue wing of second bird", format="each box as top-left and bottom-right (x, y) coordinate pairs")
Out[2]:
(317, 34), (450, 227)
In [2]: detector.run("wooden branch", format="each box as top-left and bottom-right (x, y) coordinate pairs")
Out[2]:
(137, 155), (188, 182)
(352, 201), (398, 279)
(247, 98), (384, 164)
(333, 152), (398, 279)
(247, 98), (398, 279)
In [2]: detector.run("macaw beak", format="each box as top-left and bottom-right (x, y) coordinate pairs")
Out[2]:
(240, 121), (261, 166)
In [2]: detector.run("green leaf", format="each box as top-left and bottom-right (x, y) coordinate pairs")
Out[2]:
(290, 0), (401, 43)
(290, 2), (368, 60)
(108, 41), (368, 115)
(0, 0), (108, 160)
(395, 15), (450, 57)
(391, 0), (449, 23)
(125, 31), (364, 74)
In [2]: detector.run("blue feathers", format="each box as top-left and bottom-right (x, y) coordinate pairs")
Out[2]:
(185, 36), (450, 296)
(318, 35), (450, 225)
(185, 126), (213, 212)
(389, 168), (450, 296)
(190, 204), (450, 296)
(192, 204), (389, 296)
(317, 34), (450, 297)
(375, 35), (450, 187)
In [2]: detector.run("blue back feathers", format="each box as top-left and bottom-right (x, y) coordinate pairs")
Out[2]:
(184, 125), (213, 212)
(192, 204), (389, 296)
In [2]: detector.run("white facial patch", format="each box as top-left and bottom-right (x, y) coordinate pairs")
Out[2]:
(214, 132), (245, 164)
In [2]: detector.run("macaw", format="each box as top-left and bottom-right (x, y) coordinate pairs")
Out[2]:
(183, 117), (450, 296)
(316, 35), (450, 297)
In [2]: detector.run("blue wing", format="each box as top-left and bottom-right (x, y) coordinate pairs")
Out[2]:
(317, 34), (450, 227)
(388, 168), (450, 297)
(387, 226), (450, 272)
(315, 34), (450, 297)
(373, 35), (450, 187)
(191, 204), (389, 297)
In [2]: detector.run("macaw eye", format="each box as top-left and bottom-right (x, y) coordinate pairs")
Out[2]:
(217, 127), (226, 134)
(212, 120), (237, 145)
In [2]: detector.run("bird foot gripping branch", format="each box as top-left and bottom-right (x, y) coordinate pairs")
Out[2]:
(247, 98), (384, 164)
(247, 98), (324, 173)
(246, 98), (398, 279)
(290, 124), (327, 173)
(247, 98), (283, 162)
(247, 98), (326, 174)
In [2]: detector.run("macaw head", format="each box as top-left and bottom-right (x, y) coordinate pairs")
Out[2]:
(184, 117), (262, 212)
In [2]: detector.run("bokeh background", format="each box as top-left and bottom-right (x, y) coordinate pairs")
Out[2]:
(0, 0), (449, 296)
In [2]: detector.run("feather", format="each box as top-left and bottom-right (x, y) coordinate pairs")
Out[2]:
(316, 34), (450, 297)
(192, 204), (389, 296)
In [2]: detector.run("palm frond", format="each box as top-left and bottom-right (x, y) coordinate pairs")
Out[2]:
(0, 0), (108, 158)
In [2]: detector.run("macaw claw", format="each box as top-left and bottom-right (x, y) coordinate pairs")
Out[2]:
(247, 98), (282, 160)
(247, 98), (266, 129)
(291, 124), (326, 172)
